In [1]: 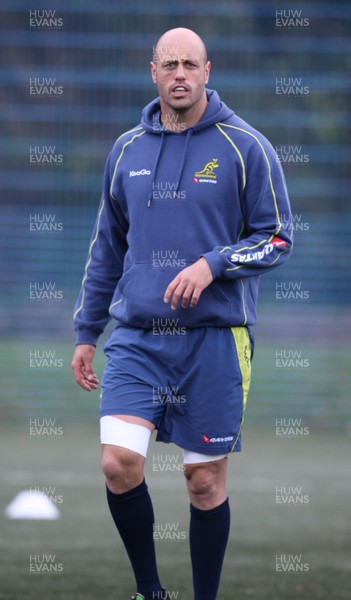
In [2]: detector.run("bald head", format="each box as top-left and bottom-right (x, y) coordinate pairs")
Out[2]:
(153, 28), (207, 65)
(150, 28), (211, 129)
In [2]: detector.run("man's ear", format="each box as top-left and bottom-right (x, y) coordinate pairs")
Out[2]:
(204, 61), (211, 85)
(150, 62), (157, 85)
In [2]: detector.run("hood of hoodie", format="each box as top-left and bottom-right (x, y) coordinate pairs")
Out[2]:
(141, 88), (234, 134)
(141, 89), (234, 205)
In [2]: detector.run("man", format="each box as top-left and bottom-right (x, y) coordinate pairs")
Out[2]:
(72, 28), (293, 600)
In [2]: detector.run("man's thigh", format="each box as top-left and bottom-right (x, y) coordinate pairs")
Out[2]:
(156, 326), (253, 455)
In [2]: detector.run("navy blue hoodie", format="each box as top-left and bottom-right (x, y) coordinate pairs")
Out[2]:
(74, 89), (293, 345)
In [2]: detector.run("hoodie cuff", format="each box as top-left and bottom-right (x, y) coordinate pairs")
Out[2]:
(201, 251), (224, 279)
(75, 329), (99, 347)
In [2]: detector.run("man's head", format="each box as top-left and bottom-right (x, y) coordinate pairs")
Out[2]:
(151, 28), (211, 123)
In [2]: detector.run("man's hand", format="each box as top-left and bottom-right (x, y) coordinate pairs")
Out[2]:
(71, 344), (99, 392)
(164, 257), (214, 310)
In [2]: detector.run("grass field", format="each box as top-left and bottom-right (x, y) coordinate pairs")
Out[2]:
(0, 423), (350, 600)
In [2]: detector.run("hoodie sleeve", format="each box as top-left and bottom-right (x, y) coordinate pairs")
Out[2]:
(73, 153), (128, 345)
(202, 138), (293, 279)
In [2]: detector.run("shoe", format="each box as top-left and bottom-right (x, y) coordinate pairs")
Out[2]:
(131, 589), (169, 600)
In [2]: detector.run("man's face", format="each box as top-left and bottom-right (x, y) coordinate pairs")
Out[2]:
(151, 45), (210, 114)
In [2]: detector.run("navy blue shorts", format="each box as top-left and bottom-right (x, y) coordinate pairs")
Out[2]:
(100, 325), (253, 455)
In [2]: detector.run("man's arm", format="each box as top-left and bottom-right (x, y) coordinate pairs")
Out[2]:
(73, 153), (128, 346)
(72, 154), (128, 389)
(202, 140), (293, 280)
(165, 139), (293, 310)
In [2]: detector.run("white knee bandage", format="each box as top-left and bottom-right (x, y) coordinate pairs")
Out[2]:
(181, 449), (228, 464)
(100, 416), (152, 458)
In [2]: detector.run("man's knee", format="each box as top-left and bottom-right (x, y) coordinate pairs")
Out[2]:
(184, 459), (227, 500)
(102, 445), (145, 488)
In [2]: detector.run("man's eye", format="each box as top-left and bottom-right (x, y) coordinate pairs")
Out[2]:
(165, 62), (176, 69)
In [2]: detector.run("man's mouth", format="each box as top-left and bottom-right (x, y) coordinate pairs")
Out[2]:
(171, 85), (189, 96)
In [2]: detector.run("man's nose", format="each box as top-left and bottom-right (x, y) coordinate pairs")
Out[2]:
(174, 63), (186, 79)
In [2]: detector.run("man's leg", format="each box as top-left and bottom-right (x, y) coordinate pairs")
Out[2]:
(183, 454), (230, 600)
(101, 415), (164, 600)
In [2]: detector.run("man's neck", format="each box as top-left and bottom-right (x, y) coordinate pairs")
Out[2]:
(160, 97), (208, 132)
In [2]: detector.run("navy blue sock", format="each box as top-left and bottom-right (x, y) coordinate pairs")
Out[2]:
(106, 480), (162, 600)
(190, 498), (230, 600)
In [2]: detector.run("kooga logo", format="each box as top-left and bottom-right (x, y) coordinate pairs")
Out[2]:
(129, 169), (151, 177)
